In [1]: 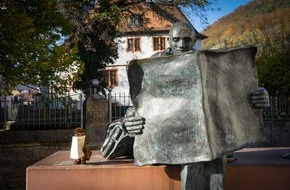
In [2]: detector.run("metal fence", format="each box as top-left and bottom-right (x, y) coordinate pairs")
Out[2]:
(108, 93), (133, 122)
(1, 92), (289, 131)
(109, 95), (290, 123)
(263, 96), (290, 122)
(0, 93), (84, 130)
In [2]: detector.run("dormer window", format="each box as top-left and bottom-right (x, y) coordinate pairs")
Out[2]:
(130, 15), (143, 28)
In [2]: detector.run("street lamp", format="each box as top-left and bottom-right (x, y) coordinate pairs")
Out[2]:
(91, 79), (99, 95)
(91, 79), (100, 87)
(90, 79), (104, 100)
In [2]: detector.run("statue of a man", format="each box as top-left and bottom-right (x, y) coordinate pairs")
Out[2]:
(101, 22), (270, 190)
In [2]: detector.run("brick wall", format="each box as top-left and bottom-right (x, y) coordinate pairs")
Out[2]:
(0, 130), (73, 190)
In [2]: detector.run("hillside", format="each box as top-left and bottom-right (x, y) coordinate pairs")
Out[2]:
(202, 0), (290, 49)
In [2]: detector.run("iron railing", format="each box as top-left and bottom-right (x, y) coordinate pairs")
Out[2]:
(0, 93), (84, 130)
(263, 96), (290, 122)
(1, 93), (289, 131)
(108, 95), (290, 122)
(108, 92), (133, 122)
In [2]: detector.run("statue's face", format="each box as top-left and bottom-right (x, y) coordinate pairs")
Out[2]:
(169, 27), (196, 55)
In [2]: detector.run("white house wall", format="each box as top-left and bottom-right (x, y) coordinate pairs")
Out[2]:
(107, 33), (203, 96)
(114, 33), (169, 65)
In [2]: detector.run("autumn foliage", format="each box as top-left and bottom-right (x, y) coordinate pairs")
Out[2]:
(202, 0), (290, 96)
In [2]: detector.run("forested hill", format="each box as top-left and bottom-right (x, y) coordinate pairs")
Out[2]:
(201, 0), (290, 49)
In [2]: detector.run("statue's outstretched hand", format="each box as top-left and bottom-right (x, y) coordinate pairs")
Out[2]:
(249, 87), (270, 108)
(123, 116), (145, 137)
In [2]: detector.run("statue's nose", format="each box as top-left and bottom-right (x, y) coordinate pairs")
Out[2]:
(178, 40), (185, 48)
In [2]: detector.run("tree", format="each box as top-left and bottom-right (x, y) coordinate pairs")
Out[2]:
(252, 11), (290, 96)
(0, 0), (216, 95)
(202, 0), (290, 96)
(64, 0), (218, 94)
(63, 0), (124, 95)
(0, 0), (76, 95)
(256, 49), (290, 96)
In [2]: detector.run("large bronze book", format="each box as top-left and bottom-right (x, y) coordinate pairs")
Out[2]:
(128, 47), (265, 166)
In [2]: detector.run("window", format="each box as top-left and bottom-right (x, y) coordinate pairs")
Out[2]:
(134, 38), (141, 51)
(102, 69), (118, 87)
(130, 15), (143, 28)
(153, 37), (166, 51)
(127, 38), (141, 52)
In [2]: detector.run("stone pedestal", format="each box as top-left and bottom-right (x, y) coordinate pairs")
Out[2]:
(226, 147), (290, 190)
(26, 151), (181, 190)
(26, 148), (290, 190)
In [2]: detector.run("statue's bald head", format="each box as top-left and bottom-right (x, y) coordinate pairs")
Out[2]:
(169, 22), (196, 55)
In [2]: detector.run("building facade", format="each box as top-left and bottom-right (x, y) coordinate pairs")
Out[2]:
(102, 2), (207, 98)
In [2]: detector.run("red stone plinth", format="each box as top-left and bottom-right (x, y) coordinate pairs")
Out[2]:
(26, 147), (290, 190)
(26, 151), (181, 190)
(226, 147), (290, 190)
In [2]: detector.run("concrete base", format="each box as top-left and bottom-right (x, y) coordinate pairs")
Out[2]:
(226, 147), (290, 190)
(26, 147), (290, 190)
(26, 151), (181, 190)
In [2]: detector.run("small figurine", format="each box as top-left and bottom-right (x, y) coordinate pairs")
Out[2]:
(70, 127), (92, 164)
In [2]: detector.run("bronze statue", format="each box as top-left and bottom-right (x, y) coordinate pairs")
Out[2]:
(101, 22), (270, 190)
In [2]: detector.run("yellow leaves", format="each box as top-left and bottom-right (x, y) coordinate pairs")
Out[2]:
(224, 27), (235, 36)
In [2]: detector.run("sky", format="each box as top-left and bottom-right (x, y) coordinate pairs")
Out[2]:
(190, 0), (253, 32)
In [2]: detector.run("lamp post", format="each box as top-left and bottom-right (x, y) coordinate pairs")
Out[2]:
(90, 79), (100, 95)
(91, 79), (104, 100)
(107, 87), (113, 123)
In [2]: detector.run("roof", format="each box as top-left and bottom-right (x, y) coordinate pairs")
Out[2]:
(92, 1), (207, 39)
(120, 2), (207, 39)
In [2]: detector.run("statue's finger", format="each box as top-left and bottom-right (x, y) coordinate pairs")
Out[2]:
(101, 138), (116, 158)
(124, 120), (144, 127)
(253, 103), (270, 108)
(250, 87), (268, 96)
(124, 116), (144, 122)
(127, 129), (143, 135)
(250, 93), (269, 100)
(111, 127), (124, 140)
(251, 99), (270, 104)
(126, 125), (144, 131)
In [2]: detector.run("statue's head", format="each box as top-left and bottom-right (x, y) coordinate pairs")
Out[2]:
(168, 22), (196, 55)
